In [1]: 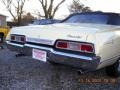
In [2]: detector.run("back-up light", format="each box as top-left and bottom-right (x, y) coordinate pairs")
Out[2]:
(10, 34), (26, 43)
(55, 40), (94, 53)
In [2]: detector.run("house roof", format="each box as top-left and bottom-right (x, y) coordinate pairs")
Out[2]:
(0, 14), (7, 17)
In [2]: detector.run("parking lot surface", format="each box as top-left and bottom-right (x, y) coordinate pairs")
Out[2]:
(0, 48), (120, 90)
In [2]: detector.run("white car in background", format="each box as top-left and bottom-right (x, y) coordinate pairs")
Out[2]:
(6, 12), (120, 77)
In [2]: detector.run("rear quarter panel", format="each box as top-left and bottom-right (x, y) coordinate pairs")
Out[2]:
(95, 29), (120, 69)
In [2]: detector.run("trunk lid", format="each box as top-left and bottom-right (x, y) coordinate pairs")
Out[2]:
(10, 23), (115, 45)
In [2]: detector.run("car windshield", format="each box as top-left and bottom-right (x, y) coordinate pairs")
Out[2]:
(62, 13), (120, 25)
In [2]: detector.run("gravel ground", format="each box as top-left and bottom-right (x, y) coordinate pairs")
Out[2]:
(0, 47), (120, 90)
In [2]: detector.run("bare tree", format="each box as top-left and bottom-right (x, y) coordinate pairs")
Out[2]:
(21, 12), (36, 25)
(68, 0), (92, 13)
(1, 0), (27, 26)
(38, 0), (66, 19)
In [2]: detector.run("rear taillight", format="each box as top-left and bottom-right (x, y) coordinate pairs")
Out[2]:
(56, 41), (68, 49)
(55, 40), (94, 53)
(11, 35), (15, 41)
(10, 34), (26, 44)
(81, 44), (94, 53)
(20, 37), (26, 42)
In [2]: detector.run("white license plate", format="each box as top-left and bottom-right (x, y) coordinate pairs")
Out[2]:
(32, 49), (47, 62)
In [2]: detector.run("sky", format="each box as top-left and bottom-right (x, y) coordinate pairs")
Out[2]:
(0, 0), (120, 21)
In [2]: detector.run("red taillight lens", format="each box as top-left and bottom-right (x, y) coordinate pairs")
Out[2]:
(11, 35), (15, 40)
(20, 37), (25, 42)
(10, 35), (26, 43)
(81, 44), (94, 53)
(56, 41), (68, 49)
(55, 40), (94, 53)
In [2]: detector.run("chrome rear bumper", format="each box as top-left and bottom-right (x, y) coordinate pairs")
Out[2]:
(7, 42), (100, 71)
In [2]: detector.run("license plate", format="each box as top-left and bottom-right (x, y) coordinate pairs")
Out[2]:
(32, 49), (47, 62)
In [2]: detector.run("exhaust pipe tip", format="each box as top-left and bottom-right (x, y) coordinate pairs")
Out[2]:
(77, 69), (84, 75)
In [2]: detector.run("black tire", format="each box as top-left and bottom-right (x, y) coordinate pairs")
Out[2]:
(105, 60), (119, 77)
(0, 34), (4, 43)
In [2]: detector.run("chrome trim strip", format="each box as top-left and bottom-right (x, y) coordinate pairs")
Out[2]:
(25, 44), (52, 51)
(6, 41), (24, 47)
(51, 50), (93, 60)
(26, 37), (54, 45)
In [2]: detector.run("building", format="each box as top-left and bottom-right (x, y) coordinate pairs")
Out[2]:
(0, 14), (7, 27)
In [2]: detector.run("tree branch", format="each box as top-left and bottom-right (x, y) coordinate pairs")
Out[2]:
(52, 0), (65, 18)
(38, 0), (48, 18)
(48, 0), (54, 18)
(1, 0), (16, 20)
(37, 0), (66, 19)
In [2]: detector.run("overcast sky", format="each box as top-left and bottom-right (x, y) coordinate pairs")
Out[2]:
(0, 0), (120, 21)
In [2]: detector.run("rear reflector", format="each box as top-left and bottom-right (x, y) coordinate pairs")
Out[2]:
(55, 40), (94, 53)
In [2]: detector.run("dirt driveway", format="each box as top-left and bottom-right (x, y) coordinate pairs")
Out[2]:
(0, 48), (119, 90)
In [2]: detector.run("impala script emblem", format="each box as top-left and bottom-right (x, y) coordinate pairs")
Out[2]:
(67, 34), (81, 39)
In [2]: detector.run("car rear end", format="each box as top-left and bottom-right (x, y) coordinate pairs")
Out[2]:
(7, 32), (100, 72)
(49, 39), (100, 71)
